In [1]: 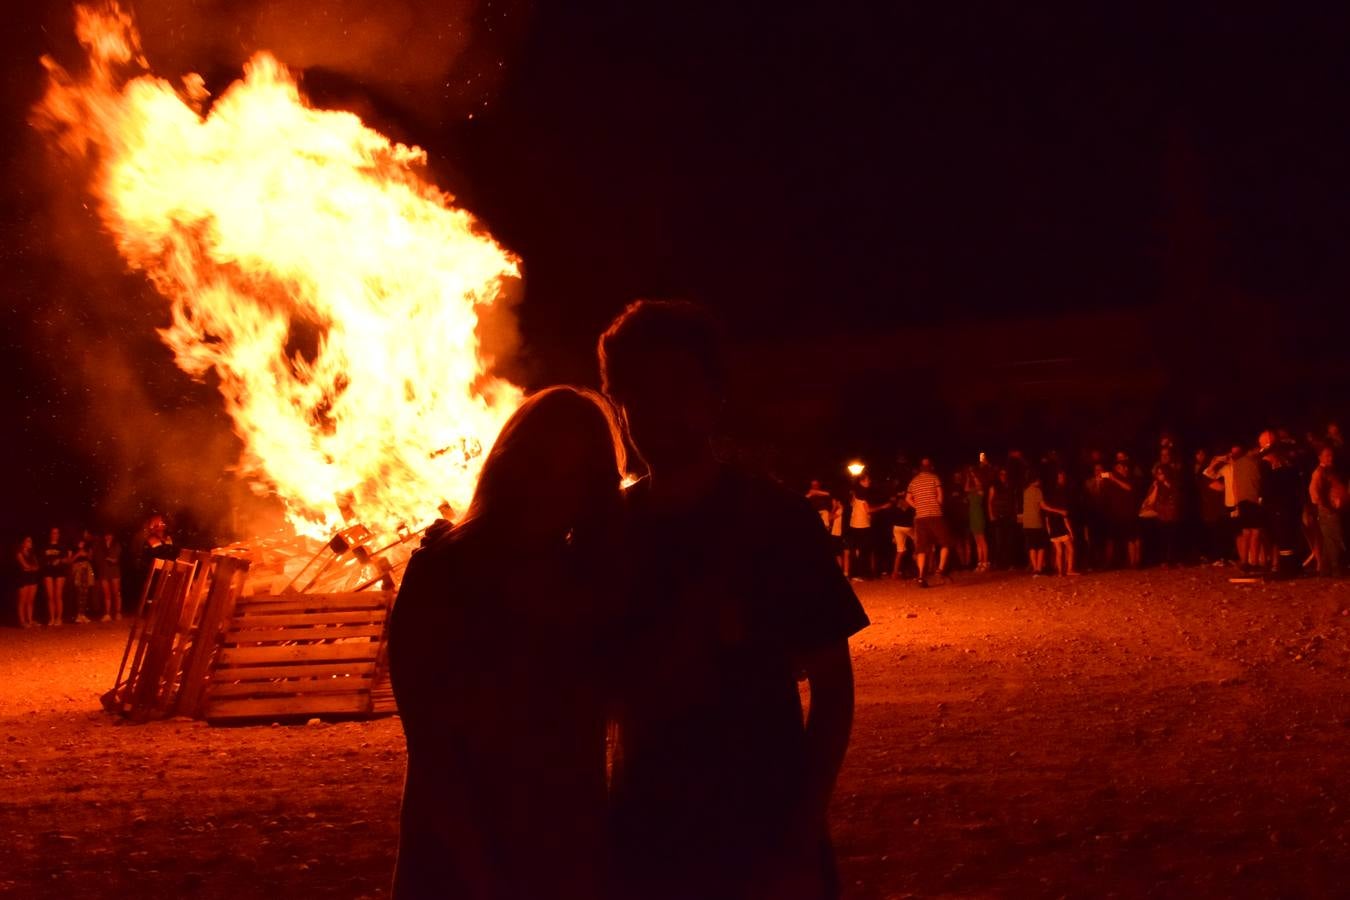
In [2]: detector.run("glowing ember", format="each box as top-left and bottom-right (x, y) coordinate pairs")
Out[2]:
(35, 2), (522, 538)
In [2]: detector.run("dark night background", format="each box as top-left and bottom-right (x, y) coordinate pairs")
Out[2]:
(2, 1), (1348, 542)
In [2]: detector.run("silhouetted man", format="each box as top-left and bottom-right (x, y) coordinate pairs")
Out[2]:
(599, 300), (869, 900)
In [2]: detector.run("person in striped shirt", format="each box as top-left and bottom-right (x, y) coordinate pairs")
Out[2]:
(906, 459), (951, 587)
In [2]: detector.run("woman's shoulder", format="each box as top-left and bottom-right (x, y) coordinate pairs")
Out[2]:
(398, 526), (501, 602)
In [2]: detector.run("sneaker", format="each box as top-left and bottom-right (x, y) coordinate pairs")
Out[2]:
(99, 615), (112, 623)
(75, 615), (91, 624)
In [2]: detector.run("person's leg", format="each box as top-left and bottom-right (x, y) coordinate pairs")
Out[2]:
(976, 533), (989, 568)
(1066, 538), (1077, 574)
(1320, 512), (1344, 576)
(41, 577), (55, 625)
(915, 551), (928, 585)
(110, 578), (122, 620)
(74, 582), (88, 623)
(1213, 520), (1230, 562)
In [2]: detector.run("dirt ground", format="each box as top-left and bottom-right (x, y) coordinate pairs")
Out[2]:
(1, 569), (1347, 899)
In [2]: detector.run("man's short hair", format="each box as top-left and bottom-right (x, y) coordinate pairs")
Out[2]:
(598, 299), (725, 399)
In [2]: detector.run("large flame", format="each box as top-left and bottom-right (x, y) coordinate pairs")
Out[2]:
(35, 2), (522, 538)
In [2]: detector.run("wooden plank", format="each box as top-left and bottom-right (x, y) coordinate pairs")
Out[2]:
(208, 677), (374, 698)
(227, 610), (388, 628)
(225, 625), (386, 643)
(234, 592), (392, 613)
(217, 642), (380, 666)
(129, 562), (196, 717)
(175, 557), (250, 718)
(212, 661), (378, 681)
(206, 692), (373, 720)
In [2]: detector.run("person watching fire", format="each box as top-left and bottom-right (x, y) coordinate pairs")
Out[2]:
(599, 299), (868, 900)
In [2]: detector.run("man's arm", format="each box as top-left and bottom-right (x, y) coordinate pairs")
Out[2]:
(1309, 469), (1323, 507)
(798, 639), (855, 830)
(1105, 472), (1132, 491)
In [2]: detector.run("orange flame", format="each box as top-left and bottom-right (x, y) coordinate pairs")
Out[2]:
(35, 3), (522, 538)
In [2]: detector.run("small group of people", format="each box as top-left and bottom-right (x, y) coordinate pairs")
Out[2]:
(816, 424), (1348, 584)
(11, 514), (178, 629)
(13, 527), (124, 628)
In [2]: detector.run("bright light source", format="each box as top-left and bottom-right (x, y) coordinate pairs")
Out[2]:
(846, 462), (865, 477)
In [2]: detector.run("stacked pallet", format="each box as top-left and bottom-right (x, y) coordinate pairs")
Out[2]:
(103, 552), (251, 722)
(202, 591), (396, 721)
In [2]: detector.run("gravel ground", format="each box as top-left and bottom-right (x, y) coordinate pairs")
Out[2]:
(1, 568), (1347, 898)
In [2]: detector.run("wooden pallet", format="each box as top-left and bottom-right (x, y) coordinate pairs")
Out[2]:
(202, 591), (396, 721)
(103, 552), (251, 722)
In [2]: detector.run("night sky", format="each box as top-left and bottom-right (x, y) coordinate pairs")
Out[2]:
(3, 1), (1349, 536)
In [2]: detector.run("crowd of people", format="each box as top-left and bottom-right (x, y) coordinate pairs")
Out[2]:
(9, 515), (177, 628)
(811, 425), (1348, 587)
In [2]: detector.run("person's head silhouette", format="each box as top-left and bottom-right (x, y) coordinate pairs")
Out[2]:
(463, 386), (624, 543)
(598, 300), (725, 474)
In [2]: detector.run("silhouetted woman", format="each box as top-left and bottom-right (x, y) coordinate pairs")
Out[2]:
(40, 528), (69, 626)
(389, 386), (626, 900)
(15, 537), (40, 628)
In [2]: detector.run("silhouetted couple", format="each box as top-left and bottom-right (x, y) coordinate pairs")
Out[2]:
(389, 301), (869, 900)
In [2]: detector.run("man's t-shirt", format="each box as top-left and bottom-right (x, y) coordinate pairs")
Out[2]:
(848, 492), (871, 530)
(1022, 484), (1045, 530)
(1231, 454), (1262, 505)
(907, 472), (943, 520)
(1103, 475), (1138, 523)
(613, 467), (869, 897)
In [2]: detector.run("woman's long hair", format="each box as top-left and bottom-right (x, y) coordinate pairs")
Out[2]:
(453, 386), (626, 545)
